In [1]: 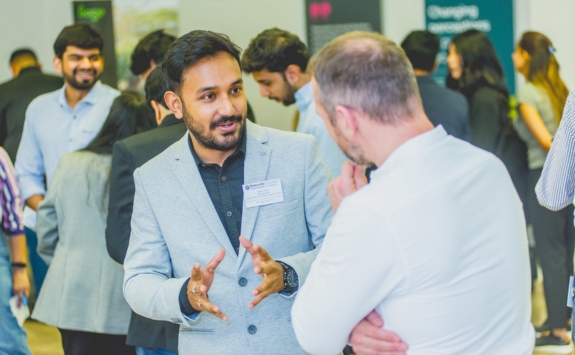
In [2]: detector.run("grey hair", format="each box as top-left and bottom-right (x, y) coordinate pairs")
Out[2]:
(309, 31), (420, 124)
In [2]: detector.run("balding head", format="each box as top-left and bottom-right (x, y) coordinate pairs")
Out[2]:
(310, 31), (420, 125)
(9, 48), (39, 77)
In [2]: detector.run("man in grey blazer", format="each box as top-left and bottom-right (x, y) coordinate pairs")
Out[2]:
(123, 30), (333, 354)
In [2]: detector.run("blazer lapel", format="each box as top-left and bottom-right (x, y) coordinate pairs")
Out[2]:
(238, 122), (271, 265)
(171, 134), (237, 259)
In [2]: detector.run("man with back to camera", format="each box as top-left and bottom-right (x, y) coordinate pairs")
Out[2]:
(0, 49), (63, 299)
(241, 28), (346, 177)
(291, 31), (534, 355)
(106, 65), (185, 355)
(0, 49), (63, 163)
(14, 25), (119, 319)
(400, 30), (470, 141)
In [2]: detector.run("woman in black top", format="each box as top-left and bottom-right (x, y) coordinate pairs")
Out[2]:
(446, 30), (529, 209)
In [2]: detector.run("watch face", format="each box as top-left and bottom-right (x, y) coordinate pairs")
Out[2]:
(286, 269), (298, 288)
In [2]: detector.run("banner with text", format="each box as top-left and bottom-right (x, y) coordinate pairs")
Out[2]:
(425, 0), (515, 93)
(306, 0), (381, 55)
(73, 1), (118, 88)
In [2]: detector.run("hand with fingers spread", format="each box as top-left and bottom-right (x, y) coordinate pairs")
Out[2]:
(328, 161), (368, 213)
(350, 310), (408, 355)
(187, 248), (228, 321)
(239, 236), (285, 309)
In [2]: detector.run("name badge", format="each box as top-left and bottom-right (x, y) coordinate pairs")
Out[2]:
(243, 179), (284, 208)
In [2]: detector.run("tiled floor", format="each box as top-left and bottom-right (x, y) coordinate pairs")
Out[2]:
(23, 279), (573, 355)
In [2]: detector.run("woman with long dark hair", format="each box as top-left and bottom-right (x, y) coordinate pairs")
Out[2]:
(513, 31), (572, 352)
(32, 91), (155, 355)
(447, 29), (529, 212)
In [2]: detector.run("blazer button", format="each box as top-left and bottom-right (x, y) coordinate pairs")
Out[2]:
(248, 325), (257, 334)
(238, 277), (248, 287)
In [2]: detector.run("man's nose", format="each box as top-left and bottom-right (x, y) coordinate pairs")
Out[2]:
(218, 95), (235, 116)
(259, 85), (269, 98)
(78, 57), (94, 68)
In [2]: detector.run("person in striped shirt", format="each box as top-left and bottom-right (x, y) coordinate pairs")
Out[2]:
(0, 146), (31, 355)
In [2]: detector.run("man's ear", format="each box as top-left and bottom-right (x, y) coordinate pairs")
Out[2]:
(53, 56), (62, 74)
(334, 105), (360, 140)
(150, 100), (162, 125)
(164, 91), (183, 119)
(284, 64), (302, 86)
(432, 59), (438, 73)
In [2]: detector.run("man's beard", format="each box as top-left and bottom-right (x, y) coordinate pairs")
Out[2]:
(182, 103), (245, 152)
(63, 68), (101, 90)
(280, 82), (297, 106)
(329, 114), (371, 166)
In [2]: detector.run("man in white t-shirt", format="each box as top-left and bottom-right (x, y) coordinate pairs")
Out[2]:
(291, 31), (534, 355)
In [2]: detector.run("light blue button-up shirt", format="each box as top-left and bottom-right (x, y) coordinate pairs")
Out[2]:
(295, 82), (347, 178)
(15, 81), (119, 201)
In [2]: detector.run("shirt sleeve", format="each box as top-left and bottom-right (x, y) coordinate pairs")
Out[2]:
(0, 148), (25, 236)
(516, 83), (540, 108)
(15, 106), (47, 201)
(291, 197), (408, 355)
(536, 90), (575, 210)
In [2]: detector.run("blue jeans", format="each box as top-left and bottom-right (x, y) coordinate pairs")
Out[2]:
(0, 236), (31, 355)
(136, 347), (178, 355)
(25, 227), (47, 295)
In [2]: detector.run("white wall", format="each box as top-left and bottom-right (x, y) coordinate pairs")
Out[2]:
(0, 0), (72, 80)
(1, 0), (575, 130)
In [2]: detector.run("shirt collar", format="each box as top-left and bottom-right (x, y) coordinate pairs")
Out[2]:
(57, 80), (104, 109)
(188, 124), (247, 167)
(370, 125), (448, 181)
(17, 66), (41, 76)
(294, 81), (313, 113)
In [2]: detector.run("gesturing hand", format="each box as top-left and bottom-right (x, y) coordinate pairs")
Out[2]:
(328, 161), (368, 213)
(239, 236), (284, 309)
(187, 248), (228, 321)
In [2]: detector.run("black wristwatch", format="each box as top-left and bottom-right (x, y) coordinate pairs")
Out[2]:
(277, 261), (299, 294)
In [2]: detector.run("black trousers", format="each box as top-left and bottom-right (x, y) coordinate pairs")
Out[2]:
(59, 329), (136, 355)
(529, 168), (575, 328)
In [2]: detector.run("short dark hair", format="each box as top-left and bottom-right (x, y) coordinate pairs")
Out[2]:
(400, 30), (439, 72)
(53, 24), (104, 58)
(241, 28), (309, 73)
(130, 30), (177, 75)
(10, 48), (37, 64)
(84, 91), (156, 155)
(162, 30), (241, 94)
(145, 65), (169, 109)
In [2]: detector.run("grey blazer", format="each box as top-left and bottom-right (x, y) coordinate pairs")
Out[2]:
(123, 121), (334, 354)
(33, 151), (131, 334)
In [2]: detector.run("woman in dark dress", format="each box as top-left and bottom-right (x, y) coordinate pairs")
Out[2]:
(446, 29), (529, 212)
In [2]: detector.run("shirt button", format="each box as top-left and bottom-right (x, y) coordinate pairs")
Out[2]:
(247, 325), (257, 334)
(260, 151), (266, 156)
(226, 211), (232, 217)
(221, 176), (227, 182)
(238, 277), (248, 287)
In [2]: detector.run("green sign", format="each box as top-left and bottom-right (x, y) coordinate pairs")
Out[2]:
(425, 0), (515, 93)
(76, 4), (107, 24)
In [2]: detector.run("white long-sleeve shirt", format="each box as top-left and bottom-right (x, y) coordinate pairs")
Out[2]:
(292, 127), (534, 355)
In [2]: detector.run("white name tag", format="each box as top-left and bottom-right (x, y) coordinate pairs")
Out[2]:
(243, 179), (284, 208)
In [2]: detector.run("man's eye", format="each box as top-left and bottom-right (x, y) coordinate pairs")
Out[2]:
(203, 94), (215, 100)
(89, 55), (101, 61)
(231, 87), (242, 94)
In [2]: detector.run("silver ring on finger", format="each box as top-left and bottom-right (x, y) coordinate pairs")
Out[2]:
(192, 284), (199, 295)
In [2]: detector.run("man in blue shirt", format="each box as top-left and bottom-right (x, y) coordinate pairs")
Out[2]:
(241, 28), (347, 177)
(14, 25), (119, 301)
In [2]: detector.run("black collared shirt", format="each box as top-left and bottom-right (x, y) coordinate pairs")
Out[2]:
(188, 128), (247, 254)
(179, 128), (246, 316)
